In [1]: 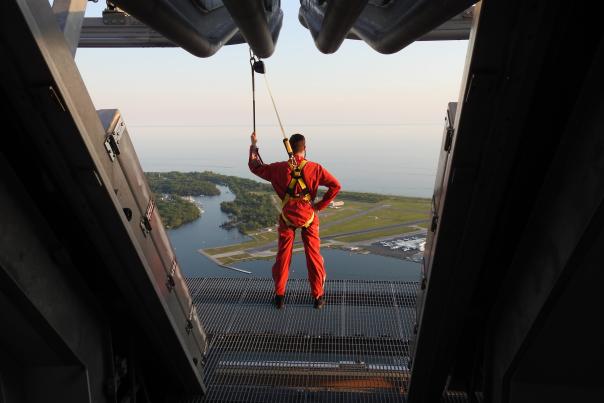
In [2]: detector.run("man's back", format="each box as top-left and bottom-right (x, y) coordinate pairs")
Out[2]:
(247, 132), (340, 310)
(248, 155), (340, 211)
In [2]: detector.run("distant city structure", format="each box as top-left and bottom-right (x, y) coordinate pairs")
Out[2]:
(329, 200), (345, 208)
(380, 236), (426, 252)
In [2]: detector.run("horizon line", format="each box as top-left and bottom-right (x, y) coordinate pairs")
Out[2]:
(129, 122), (445, 128)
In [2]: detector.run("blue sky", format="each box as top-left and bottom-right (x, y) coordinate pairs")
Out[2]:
(74, 2), (469, 196)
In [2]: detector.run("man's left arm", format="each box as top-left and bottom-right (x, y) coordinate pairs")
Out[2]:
(313, 165), (341, 211)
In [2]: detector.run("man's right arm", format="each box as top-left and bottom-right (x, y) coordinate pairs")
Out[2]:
(248, 133), (272, 182)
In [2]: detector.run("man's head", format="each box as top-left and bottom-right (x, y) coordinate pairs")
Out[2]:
(289, 133), (306, 154)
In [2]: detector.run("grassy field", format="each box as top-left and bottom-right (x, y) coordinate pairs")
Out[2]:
(319, 201), (372, 224)
(320, 210), (427, 236)
(218, 252), (254, 265)
(201, 194), (430, 264)
(249, 231), (278, 243)
(204, 231), (278, 255)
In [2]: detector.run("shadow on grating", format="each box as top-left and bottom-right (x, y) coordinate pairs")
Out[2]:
(183, 278), (464, 403)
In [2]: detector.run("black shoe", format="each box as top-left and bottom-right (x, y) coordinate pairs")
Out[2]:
(313, 296), (326, 310)
(274, 295), (285, 310)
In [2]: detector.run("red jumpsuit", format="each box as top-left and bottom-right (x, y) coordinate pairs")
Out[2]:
(249, 146), (341, 298)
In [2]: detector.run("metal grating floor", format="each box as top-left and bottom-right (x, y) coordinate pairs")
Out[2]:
(185, 278), (467, 403)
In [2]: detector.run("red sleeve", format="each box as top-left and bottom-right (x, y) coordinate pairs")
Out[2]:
(313, 165), (341, 211)
(248, 145), (273, 182)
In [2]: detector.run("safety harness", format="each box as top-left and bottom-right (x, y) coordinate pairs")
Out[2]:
(280, 160), (315, 228)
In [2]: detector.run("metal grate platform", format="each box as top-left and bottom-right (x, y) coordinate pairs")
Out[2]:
(185, 278), (467, 402)
(186, 278), (415, 401)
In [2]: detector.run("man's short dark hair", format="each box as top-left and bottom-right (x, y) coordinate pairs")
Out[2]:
(289, 133), (305, 153)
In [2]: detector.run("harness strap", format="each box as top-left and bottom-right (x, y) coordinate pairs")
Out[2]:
(281, 193), (312, 208)
(280, 160), (314, 228)
(286, 160), (309, 195)
(281, 210), (315, 229)
(282, 160), (310, 205)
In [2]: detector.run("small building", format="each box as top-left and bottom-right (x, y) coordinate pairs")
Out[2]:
(329, 201), (345, 208)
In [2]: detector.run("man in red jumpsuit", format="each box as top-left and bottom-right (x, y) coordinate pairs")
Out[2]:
(249, 132), (341, 309)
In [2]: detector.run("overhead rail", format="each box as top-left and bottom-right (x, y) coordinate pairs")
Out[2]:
(299, 0), (477, 54)
(298, 0), (369, 54)
(78, 17), (250, 48)
(109, 0), (282, 57)
(78, 3), (471, 53)
(79, 12), (472, 49)
(222, 0), (283, 58)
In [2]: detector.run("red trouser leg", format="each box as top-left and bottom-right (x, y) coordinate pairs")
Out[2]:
(272, 218), (295, 296)
(301, 216), (326, 298)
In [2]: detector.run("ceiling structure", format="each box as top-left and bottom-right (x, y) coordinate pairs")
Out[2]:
(80, 0), (476, 57)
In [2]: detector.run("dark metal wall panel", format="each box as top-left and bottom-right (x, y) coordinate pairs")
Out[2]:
(97, 109), (208, 370)
(409, 0), (560, 398)
(408, 0), (604, 401)
(0, 156), (109, 403)
(1, 0), (208, 395)
(410, 102), (457, 364)
(423, 102), (458, 283)
(485, 36), (604, 403)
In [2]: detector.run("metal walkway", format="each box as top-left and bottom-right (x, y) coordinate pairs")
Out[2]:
(185, 278), (468, 402)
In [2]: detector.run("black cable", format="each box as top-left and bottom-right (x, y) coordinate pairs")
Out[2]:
(249, 48), (256, 135)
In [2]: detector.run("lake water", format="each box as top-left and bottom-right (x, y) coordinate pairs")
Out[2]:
(131, 124), (442, 198)
(169, 186), (420, 282)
